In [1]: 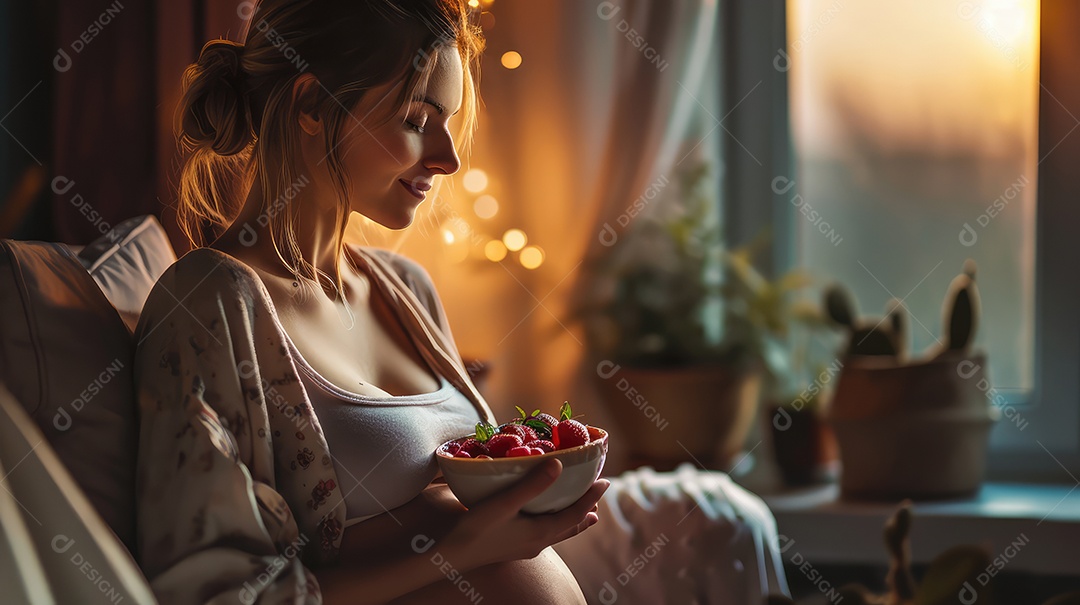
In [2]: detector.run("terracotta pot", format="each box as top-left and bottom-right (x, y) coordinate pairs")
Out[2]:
(594, 362), (762, 471)
(828, 351), (999, 500)
(769, 404), (839, 486)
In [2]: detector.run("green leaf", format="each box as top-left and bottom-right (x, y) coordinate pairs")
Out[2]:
(515, 405), (527, 420)
(560, 401), (572, 421)
(524, 419), (553, 439)
(531, 409), (540, 417)
(475, 421), (497, 442)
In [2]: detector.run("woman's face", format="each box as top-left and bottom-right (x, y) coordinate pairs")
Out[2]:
(336, 45), (464, 230)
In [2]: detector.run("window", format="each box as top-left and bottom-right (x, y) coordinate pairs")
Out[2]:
(721, 0), (1078, 480)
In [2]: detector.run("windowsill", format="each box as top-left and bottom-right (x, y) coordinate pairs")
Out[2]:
(762, 482), (1080, 576)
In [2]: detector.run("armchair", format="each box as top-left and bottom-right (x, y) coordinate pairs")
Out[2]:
(0, 215), (789, 604)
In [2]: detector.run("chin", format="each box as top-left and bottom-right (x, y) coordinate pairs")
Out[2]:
(372, 208), (418, 231)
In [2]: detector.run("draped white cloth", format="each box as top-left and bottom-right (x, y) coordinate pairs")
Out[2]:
(553, 463), (790, 604)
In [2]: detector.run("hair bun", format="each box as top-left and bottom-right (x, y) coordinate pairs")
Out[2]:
(176, 39), (254, 156)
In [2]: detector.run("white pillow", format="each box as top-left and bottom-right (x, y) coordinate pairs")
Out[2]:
(78, 215), (177, 334)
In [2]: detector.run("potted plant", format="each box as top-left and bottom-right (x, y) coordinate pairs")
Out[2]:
(576, 158), (829, 471)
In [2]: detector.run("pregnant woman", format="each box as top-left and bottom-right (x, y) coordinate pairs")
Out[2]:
(133, 1), (608, 603)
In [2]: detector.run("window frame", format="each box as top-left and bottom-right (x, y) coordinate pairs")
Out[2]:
(723, 0), (1080, 482)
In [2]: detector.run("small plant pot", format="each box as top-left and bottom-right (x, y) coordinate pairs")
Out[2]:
(828, 352), (999, 500)
(768, 404), (839, 487)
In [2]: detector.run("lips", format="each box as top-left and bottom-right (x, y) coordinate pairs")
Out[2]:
(399, 179), (429, 200)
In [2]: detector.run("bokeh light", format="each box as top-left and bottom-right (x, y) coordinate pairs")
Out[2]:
(473, 195), (499, 219)
(501, 51), (522, 70)
(484, 240), (508, 262)
(519, 245), (545, 269)
(502, 228), (527, 251)
(462, 169), (488, 193)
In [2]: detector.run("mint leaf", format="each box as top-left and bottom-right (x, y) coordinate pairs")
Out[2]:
(560, 401), (572, 421)
(515, 405), (528, 420)
(524, 418), (552, 439)
(475, 421), (497, 442)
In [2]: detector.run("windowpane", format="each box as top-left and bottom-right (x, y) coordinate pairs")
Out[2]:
(787, 0), (1039, 391)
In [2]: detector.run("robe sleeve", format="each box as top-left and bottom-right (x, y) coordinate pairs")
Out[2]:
(132, 249), (344, 605)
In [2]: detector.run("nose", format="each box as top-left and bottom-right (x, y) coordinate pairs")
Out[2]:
(425, 128), (461, 176)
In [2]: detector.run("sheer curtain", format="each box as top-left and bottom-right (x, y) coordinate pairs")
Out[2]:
(379, 0), (724, 472)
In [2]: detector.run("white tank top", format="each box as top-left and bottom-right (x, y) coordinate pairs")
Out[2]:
(281, 330), (482, 526)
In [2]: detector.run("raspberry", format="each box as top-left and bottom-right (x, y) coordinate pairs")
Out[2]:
(453, 450), (471, 458)
(486, 433), (523, 458)
(500, 424), (538, 443)
(556, 419), (590, 449)
(527, 439), (556, 453)
(444, 441), (462, 456)
(506, 446), (537, 457)
(458, 438), (488, 457)
(475, 454), (493, 460)
(528, 447), (546, 456)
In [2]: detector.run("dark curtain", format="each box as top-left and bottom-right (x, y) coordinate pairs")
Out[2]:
(0, 0), (245, 254)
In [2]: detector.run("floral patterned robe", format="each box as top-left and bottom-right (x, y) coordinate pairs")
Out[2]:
(133, 245), (495, 604)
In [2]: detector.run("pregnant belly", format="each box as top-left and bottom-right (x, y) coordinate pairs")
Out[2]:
(388, 547), (586, 605)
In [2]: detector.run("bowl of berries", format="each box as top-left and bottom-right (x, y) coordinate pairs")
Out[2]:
(435, 402), (608, 514)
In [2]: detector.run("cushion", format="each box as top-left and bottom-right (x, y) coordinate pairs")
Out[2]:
(78, 215), (177, 334)
(0, 238), (138, 553)
(0, 382), (155, 602)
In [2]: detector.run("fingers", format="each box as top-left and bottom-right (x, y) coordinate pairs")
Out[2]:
(478, 458), (563, 518)
(560, 479), (610, 522)
(551, 511), (599, 545)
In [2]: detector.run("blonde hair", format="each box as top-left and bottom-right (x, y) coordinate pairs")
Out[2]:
(174, 0), (484, 296)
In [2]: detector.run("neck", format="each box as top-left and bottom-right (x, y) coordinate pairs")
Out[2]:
(226, 170), (345, 287)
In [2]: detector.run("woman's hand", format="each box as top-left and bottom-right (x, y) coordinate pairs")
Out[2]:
(441, 458), (610, 570)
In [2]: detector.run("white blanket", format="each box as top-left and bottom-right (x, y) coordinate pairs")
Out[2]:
(554, 463), (790, 605)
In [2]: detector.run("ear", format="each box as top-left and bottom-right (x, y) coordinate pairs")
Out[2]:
(292, 74), (323, 136)
(825, 285), (856, 328)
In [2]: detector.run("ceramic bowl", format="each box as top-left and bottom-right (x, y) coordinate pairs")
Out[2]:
(435, 426), (608, 513)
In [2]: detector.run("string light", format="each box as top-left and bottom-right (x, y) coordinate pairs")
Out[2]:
(484, 240), (508, 262)
(473, 195), (499, 219)
(502, 229), (527, 251)
(519, 245), (545, 269)
(501, 51), (522, 70)
(463, 169), (488, 193)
